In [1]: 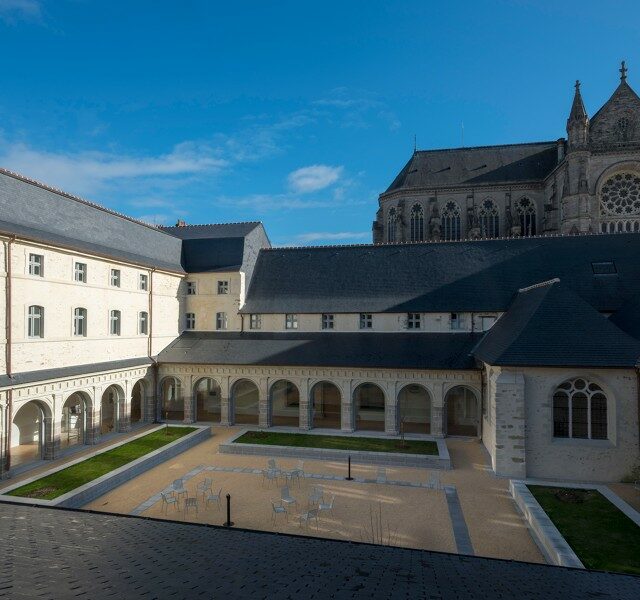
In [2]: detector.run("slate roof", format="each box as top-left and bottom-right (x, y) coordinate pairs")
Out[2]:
(384, 141), (559, 193)
(158, 331), (481, 370)
(2, 503), (638, 600)
(242, 233), (640, 315)
(0, 169), (184, 272)
(160, 222), (261, 239)
(473, 280), (640, 368)
(609, 293), (640, 341)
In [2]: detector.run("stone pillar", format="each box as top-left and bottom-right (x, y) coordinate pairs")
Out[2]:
(42, 416), (57, 460)
(298, 380), (310, 430)
(0, 400), (10, 476)
(118, 383), (131, 433)
(258, 378), (269, 428)
(430, 385), (444, 437)
(182, 375), (195, 423)
(341, 401), (354, 433)
(492, 370), (526, 478)
(385, 400), (398, 435)
(85, 400), (99, 445)
(220, 396), (231, 426)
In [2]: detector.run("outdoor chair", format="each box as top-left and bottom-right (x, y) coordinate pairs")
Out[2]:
(271, 500), (288, 523)
(267, 458), (282, 477)
(205, 488), (222, 510)
(184, 496), (198, 517)
(318, 494), (335, 515)
(160, 491), (178, 513)
(197, 477), (213, 500)
(172, 478), (188, 501)
(308, 485), (324, 506)
(426, 473), (442, 491)
(280, 485), (297, 509)
(299, 508), (319, 529)
(262, 469), (279, 486)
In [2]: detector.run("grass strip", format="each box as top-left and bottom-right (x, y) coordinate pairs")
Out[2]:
(234, 430), (438, 455)
(528, 485), (640, 575)
(8, 427), (196, 500)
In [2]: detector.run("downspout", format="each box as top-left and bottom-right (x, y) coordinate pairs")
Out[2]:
(149, 268), (159, 423)
(4, 236), (15, 473)
(478, 364), (485, 440)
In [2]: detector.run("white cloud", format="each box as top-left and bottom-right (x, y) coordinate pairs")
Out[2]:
(293, 231), (369, 243)
(0, 0), (42, 23)
(217, 193), (339, 213)
(287, 165), (343, 194)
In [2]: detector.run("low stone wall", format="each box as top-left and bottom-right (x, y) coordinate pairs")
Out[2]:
(219, 429), (450, 469)
(509, 480), (584, 568)
(0, 425), (211, 509)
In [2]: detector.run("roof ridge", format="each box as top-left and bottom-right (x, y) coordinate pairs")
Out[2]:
(414, 140), (559, 154)
(160, 221), (262, 229)
(0, 166), (172, 234)
(518, 278), (560, 293)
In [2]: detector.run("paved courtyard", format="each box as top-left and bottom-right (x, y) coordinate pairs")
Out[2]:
(82, 426), (543, 563)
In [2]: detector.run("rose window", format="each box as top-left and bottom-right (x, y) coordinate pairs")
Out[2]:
(600, 172), (640, 216)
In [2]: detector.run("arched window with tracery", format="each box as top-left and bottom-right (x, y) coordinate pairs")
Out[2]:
(442, 201), (461, 241)
(599, 171), (640, 232)
(516, 197), (536, 236)
(479, 199), (499, 238)
(410, 204), (424, 242)
(552, 378), (608, 440)
(387, 207), (397, 242)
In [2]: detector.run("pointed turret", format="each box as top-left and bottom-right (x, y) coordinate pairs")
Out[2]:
(566, 80), (589, 149)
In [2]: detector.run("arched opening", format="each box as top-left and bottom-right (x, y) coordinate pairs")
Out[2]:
(553, 378), (608, 440)
(353, 383), (385, 431)
(398, 384), (431, 434)
(194, 377), (221, 423)
(442, 201), (462, 241)
(410, 204), (424, 242)
(445, 386), (479, 436)
(387, 207), (397, 243)
(11, 400), (51, 466)
(101, 385), (122, 435)
(516, 197), (537, 236)
(131, 381), (145, 424)
(479, 199), (499, 238)
(310, 381), (341, 429)
(61, 393), (88, 449)
(232, 379), (259, 425)
(161, 377), (184, 421)
(270, 380), (299, 427)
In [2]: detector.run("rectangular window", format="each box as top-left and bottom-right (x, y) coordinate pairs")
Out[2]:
(74, 262), (87, 283)
(217, 280), (229, 295)
(185, 312), (195, 330)
(110, 269), (121, 287)
(591, 261), (617, 275)
(285, 314), (298, 330)
(139, 273), (148, 291)
(450, 313), (461, 330)
(359, 313), (373, 329)
(28, 253), (43, 277)
(216, 312), (228, 330)
(480, 316), (496, 331)
(250, 314), (262, 330)
(186, 281), (196, 295)
(407, 313), (421, 329)
(139, 311), (148, 335)
(73, 307), (87, 337)
(109, 310), (121, 336)
(321, 314), (334, 330)
(27, 305), (44, 338)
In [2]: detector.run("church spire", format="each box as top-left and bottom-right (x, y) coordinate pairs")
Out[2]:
(566, 80), (589, 149)
(620, 60), (628, 82)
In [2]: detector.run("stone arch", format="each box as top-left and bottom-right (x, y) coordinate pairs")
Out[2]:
(397, 383), (432, 434)
(309, 381), (341, 429)
(515, 196), (537, 236)
(442, 200), (462, 241)
(11, 398), (54, 466)
(269, 380), (300, 427)
(478, 198), (500, 238)
(101, 384), (124, 435)
(231, 378), (260, 425)
(60, 391), (91, 449)
(445, 385), (479, 436)
(353, 382), (386, 432)
(160, 376), (184, 421)
(130, 379), (147, 425)
(193, 377), (222, 423)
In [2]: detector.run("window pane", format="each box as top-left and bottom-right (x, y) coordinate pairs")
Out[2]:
(590, 393), (608, 440)
(571, 392), (588, 438)
(553, 392), (569, 437)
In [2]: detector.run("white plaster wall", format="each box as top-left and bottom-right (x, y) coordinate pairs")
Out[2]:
(183, 272), (242, 331)
(0, 240), (6, 375)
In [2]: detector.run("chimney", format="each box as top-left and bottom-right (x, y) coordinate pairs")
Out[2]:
(175, 219), (187, 227)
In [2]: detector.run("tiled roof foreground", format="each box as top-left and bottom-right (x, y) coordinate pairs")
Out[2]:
(0, 503), (638, 599)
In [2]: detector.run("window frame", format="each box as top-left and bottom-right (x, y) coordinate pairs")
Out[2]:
(186, 281), (197, 296)
(359, 313), (373, 329)
(109, 309), (121, 336)
(73, 307), (87, 337)
(552, 378), (609, 441)
(216, 312), (228, 330)
(185, 312), (196, 330)
(139, 311), (149, 335)
(28, 253), (44, 277)
(285, 313), (298, 330)
(74, 261), (87, 283)
(407, 313), (421, 329)
(217, 280), (229, 295)
(450, 313), (462, 330)
(249, 314), (262, 330)
(321, 313), (335, 330)
(139, 273), (149, 291)
(110, 268), (121, 288)
(27, 305), (44, 338)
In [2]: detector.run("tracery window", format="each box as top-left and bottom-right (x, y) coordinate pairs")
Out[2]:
(478, 199), (499, 238)
(516, 197), (536, 236)
(410, 204), (424, 242)
(387, 207), (397, 243)
(552, 378), (608, 440)
(600, 172), (640, 217)
(442, 201), (461, 241)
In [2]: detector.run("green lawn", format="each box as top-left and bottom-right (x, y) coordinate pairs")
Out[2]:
(528, 485), (640, 575)
(234, 430), (439, 455)
(7, 427), (195, 500)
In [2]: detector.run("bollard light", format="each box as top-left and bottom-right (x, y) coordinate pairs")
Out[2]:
(345, 455), (354, 481)
(224, 493), (234, 527)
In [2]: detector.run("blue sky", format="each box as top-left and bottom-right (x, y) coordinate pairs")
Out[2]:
(1, 1), (639, 246)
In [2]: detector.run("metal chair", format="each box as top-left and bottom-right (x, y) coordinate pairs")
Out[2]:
(267, 459), (282, 478)
(172, 478), (188, 501)
(184, 496), (198, 517)
(160, 491), (178, 513)
(299, 508), (319, 528)
(280, 485), (297, 509)
(271, 500), (288, 523)
(308, 485), (324, 506)
(318, 494), (335, 515)
(205, 488), (222, 510)
(197, 477), (213, 500)
(262, 469), (279, 487)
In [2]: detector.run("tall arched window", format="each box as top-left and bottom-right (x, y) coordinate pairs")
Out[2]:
(553, 378), (608, 440)
(442, 201), (461, 241)
(479, 199), (499, 238)
(410, 204), (424, 242)
(27, 305), (44, 338)
(516, 197), (536, 236)
(73, 307), (87, 337)
(387, 208), (397, 242)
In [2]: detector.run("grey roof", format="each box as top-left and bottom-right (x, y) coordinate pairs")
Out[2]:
(0, 357), (153, 389)
(0, 169), (184, 272)
(384, 141), (559, 193)
(3, 503), (639, 600)
(242, 233), (640, 315)
(160, 222), (261, 239)
(609, 293), (640, 341)
(473, 280), (640, 368)
(158, 331), (481, 370)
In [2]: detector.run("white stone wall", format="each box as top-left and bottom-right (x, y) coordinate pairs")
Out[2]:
(182, 272), (243, 331)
